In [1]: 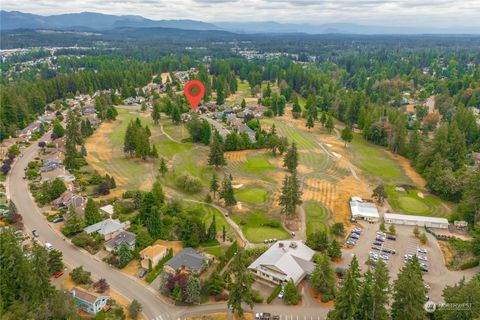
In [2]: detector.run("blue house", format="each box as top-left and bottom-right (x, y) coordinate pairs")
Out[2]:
(71, 287), (110, 315)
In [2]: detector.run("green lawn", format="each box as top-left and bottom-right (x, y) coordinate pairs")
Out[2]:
(240, 157), (275, 174)
(235, 187), (268, 204)
(261, 119), (318, 150)
(237, 79), (251, 98)
(231, 210), (290, 243)
(203, 245), (225, 258)
(304, 200), (330, 235)
(385, 186), (449, 217)
(350, 135), (408, 184)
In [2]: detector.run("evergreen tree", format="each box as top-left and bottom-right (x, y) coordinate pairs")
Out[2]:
(311, 253), (336, 298)
(283, 279), (300, 305)
(227, 250), (255, 316)
(327, 239), (342, 260)
(117, 243), (133, 268)
(391, 257), (427, 320)
(326, 116), (334, 133)
(151, 179), (165, 207)
(47, 249), (64, 276)
(64, 109), (81, 170)
(306, 115), (314, 130)
(207, 214), (217, 241)
(341, 126), (353, 147)
(283, 142), (299, 173)
(371, 260), (390, 320)
(208, 134), (226, 167)
(329, 256), (361, 320)
(207, 270), (225, 296)
(150, 144), (159, 158)
(219, 174), (237, 212)
(279, 171), (302, 217)
(171, 105), (181, 124)
(84, 198), (101, 226)
(210, 172), (219, 198)
(321, 112), (327, 126)
(292, 97), (302, 118)
(185, 276), (201, 304)
(152, 101), (161, 125)
(159, 157), (168, 177)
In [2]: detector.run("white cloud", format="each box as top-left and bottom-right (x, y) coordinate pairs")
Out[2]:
(2, 0), (480, 27)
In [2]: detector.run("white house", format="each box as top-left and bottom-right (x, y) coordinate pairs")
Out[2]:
(84, 218), (130, 241)
(248, 240), (315, 286)
(350, 197), (380, 222)
(384, 213), (449, 229)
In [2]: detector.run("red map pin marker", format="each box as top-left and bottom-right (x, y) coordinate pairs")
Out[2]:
(184, 80), (205, 111)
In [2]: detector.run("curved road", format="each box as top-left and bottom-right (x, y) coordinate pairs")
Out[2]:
(8, 138), (180, 320)
(8, 137), (333, 320)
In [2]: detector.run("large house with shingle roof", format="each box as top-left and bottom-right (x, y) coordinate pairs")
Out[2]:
(163, 248), (209, 275)
(104, 231), (136, 252)
(248, 240), (315, 286)
(71, 287), (110, 315)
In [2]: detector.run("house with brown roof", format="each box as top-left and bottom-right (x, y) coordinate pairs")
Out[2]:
(71, 287), (110, 315)
(140, 244), (168, 269)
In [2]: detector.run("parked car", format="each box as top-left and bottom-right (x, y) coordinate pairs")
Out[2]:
(45, 242), (53, 250)
(136, 268), (147, 278)
(369, 252), (378, 259)
(53, 271), (64, 279)
(278, 288), (285, 299)
(350, 233), (360, 239)
(371, 246), (382, 251)
(346, 239), (356, 246)
(386, 235), (396, 240)
(376, 231), (387, 237)
(52, 217), (64, 223)
(421, 265), (429, 272)
(382, 247), (396, 254)
(404, 254), (413, 260)
(380, 254), (389, 261)
(373, 241), (383, 246)
(375, 236), (386, 242)
(418, 248), (428, 254)
(417, 255), (428, 262)
(32, 229), (39, 237)
(352, 227), (362, 233)
(424, 283), (431, 290)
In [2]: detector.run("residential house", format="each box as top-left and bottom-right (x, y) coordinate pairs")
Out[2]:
(84, 218), (131, 241)
(248, 240), (315, 286)
(52, 191), (87, 213)
(17, 122), (42, 139)
(164, 248), (209, 275)
(40, 158), (63, 172)
(104, 231), (136, 252)
(238, 125), (257, 143)
(71, 287), (110, 315)
(140, 244), (168, 269)
(123, 97), (135, 105)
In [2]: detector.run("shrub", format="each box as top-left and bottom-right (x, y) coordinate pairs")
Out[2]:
(252, 290), (264, 303)
(331, 222), (344, 236)
(175, 173), (202, 193)
(460, 259), (479, 270)
(321, 294), (333, 302)
(267, 285), (282, 304)
(70, 266), (92, 285)
(214, 292), (229, 301)
(128, 299), (142, 319)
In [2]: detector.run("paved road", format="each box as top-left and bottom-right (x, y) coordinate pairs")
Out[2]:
(7, 135), (335, 320)
(8, 137), (181, 320)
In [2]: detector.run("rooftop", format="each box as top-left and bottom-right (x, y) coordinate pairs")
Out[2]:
(165, 248), (208, 272)
(84, 218), (130, 236)
(384, 213), (449, 224)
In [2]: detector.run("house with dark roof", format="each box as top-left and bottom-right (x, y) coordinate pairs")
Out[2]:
(104, 231), (136, 252)
(163, 248), (209, 275)
(71, 287), (110, 315)
(52, 191), (87, 214)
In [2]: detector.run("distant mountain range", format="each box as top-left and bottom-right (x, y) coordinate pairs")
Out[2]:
(1, 10), (480, 35)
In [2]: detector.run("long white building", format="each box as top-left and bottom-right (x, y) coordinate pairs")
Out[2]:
(384, 213), (449, 229)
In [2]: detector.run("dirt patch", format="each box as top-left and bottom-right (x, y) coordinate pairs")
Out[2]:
(161, 72), (171, 84)
(154, 239), (183, 254)
(333, 176), (372, 226)
(438, 241), (454, 267)
(385, 151), (426, 188)
(302, 178), (337, 213)
(122, 259), (141, 277)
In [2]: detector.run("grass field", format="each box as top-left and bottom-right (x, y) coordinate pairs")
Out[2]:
(186, 203), (236, 240)
(235, 187), (268, 204)
(349, 134), (408, 185)
(304, 200), (330, 235)
(385, 186), (449, 217)
(231, 210), (290, 243)
(239, 157), (275, 174)
(237, 80), (251, 98)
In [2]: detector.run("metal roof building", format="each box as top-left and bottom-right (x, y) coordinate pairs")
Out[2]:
(350, 198), (380, 222)
(384, 213), (449, 229)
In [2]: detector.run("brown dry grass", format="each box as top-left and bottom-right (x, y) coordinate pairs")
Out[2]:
(160, 72), (171, 84)
(333, 176), (372, 226)
(225, 150), (251, 162)
(438, 241), (454, 267)
(302, 178), (337, 212)
(122, 259), (141, 277)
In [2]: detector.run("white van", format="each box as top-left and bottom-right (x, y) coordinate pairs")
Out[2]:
(45, 242), (54, 250)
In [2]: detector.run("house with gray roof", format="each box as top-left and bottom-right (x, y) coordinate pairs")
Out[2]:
(104, 231), (136, 252)
(248, 240), (315, 286)
(84, 218), (131, 241)
(163, 248), (209, 275)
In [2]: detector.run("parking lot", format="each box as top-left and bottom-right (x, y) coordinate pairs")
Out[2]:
(340, 223), (455, 302)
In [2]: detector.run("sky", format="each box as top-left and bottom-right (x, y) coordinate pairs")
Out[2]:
(2, 0), (480, 27)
